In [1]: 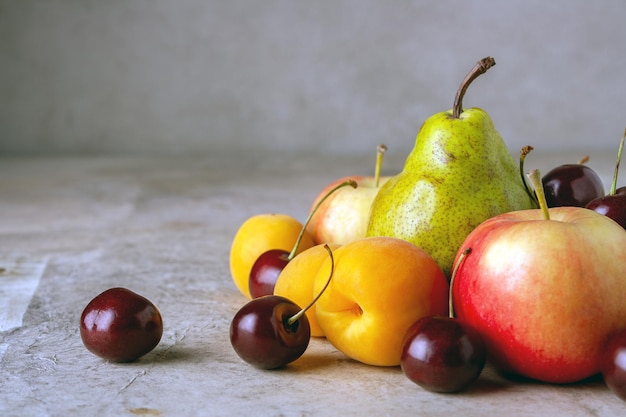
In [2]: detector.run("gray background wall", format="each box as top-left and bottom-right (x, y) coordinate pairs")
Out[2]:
(1, 0), (625, 157)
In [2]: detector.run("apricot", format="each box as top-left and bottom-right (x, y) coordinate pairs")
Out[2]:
(313, 236), (449, 366)
(229, 213), (315, 299)
(273, 243), (341, 337)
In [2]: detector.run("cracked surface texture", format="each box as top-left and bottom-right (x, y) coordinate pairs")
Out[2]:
(0, 153), (623, 416)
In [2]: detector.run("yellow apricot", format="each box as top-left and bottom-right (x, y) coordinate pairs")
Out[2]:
(314, 236), (449, 366)
(273, 243), (341, 337)
(229, 213), (315, 299)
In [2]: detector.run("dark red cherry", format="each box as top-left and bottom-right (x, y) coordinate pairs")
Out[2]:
(586, 186), (626, 229)
(602, 329), (626, 401)
(586, 131), (626, 228)
(80, 287), (163, 362)
(230, 295), (310, 369)
(248, 180), (357, 299)
(248, 249), (290, 298)
(542, 163), (605, 208)
(401, 315), (486, 393)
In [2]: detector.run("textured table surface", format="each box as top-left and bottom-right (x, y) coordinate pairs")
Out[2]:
(1, 152), (624, 417)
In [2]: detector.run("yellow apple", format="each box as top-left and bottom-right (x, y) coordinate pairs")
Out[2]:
(273, 243), (341, 337)
(306, 175), (390, 245)
(313, 236), (449, 366)
(229, 214), (315, 299)
(306, 144), (391, 246)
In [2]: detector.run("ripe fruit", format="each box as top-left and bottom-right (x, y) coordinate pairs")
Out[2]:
(248, 180), (356, 298)
(314, 236), (449, 366)
(542, 156), (604, 207)
(230, 245), (335, 369)
(452, 170), (626, 383)
(366, 57), (537, 278)
(586, 129), (626, 229)
(401, 315), (486, 393)
(306, 144), (390, 245)
(602, 329), (626, 401)
(80, 287), (163, 363)
(401, 249), (486, 393)
(273, 243), (341, 337)
(586, 186), (626, 229)
(229, 213), (315, 299)
(229, 295), (311, 370)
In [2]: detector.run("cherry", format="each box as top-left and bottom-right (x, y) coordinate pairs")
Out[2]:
(232, 244), (335, 369)
(248, 179), (356, 298)
(80, 287), (163, 362)
(249, 249), (291, 299)
(587, 188), (626, 229)
(401, 315), (486, 393)
(601, 329), (626, 401)
(230, 295), (310, 369)
(400, 249), (486, 393)
(542, 156), (604, 208)
(586, 129), (626, 229)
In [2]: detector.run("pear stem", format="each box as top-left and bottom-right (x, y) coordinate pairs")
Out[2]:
(527, 169), (550, 220)
(448, 248), (471, 319)
(452, 57), (496, 119)
(609, 128), (626, 196)
(287, 244), (334, 326)
(519, 145), (537, 204)
(374, 144), (387, 188)
(288, 180), (357, 260)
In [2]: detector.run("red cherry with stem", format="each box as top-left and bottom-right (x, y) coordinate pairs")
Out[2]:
(542, 155), (604, 208)
(248, 179), (356, 298)
(80, 287), (163, 363)
(401, 248), (486, 393)
(586, 128), (626, 229)
(601, 328), (626, 401)
(231, 244), (335, 369)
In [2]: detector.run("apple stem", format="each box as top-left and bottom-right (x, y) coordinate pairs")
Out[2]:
(609, 128), (626, 196)
(577, 155), (590, 165)
(448, 248), (471, 319)
(519, 145), (538, 205)
(374, 144), (387, 188)
(288, 180), (357, 260)
(527, 169), (551, 220)
(287, 244), (334, 326)
(452, 57), (496, 119)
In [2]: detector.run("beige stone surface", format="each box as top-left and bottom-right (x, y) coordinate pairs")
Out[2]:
(0, 153), (624, 416)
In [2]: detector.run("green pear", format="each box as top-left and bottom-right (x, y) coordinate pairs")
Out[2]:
(366, 57), (537, 278)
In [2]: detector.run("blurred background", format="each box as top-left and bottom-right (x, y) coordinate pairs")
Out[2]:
(1, 0), (625, 158)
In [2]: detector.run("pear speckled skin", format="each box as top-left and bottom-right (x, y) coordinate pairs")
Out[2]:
(366, 107), (537, 278)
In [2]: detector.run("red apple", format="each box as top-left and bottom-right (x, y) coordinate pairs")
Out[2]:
(451, 170), (626, 384)
(307, 145), (390, 245)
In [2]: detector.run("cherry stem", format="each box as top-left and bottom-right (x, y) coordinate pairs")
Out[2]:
(527, 169), (550, 220)
(287, 244), (334, 326)
(519, 145), (538, 205)
(609, 128), (626, 196)
(288, 180), (357, 260)
(452, 57), (496, 119)
(448, 248), (471, 319)
(374, 144), (387, 188)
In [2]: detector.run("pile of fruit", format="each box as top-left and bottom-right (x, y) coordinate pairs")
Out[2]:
(75, 56), (626, 402)
(226, 57), (626, 399)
